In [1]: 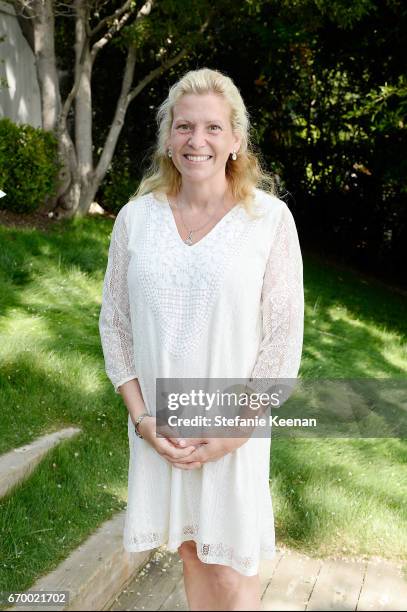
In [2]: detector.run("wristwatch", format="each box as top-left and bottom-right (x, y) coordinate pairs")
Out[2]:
(134, 412), (150, 438)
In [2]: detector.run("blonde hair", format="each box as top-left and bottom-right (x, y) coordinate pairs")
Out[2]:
(132, 67), (277, 215)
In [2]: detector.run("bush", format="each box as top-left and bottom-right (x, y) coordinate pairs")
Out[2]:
(0, 118), (60, 213)
(98, 160), (139, 215)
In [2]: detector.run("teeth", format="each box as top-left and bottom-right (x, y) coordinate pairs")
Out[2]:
(185, 155), (211, 161)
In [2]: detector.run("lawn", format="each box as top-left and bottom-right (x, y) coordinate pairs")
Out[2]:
(0, 215), (406, 594)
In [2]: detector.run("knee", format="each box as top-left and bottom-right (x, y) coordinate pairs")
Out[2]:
(178, 540), (199, 563)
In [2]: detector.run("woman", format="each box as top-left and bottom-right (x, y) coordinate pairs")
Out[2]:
(99, 67), (304, 611)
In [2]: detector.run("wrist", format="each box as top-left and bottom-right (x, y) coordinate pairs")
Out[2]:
(136, 415), (154, 438)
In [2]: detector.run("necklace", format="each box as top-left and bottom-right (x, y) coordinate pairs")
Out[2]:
(174, 194), (227, 246)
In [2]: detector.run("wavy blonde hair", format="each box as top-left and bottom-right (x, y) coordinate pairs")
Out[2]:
(132, 67), (277, 215)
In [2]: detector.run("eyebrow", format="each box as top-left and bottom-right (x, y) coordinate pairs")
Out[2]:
(174, 119), (224, 125)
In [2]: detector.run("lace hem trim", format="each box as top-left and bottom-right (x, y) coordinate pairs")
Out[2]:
(123, 524), (276, 576)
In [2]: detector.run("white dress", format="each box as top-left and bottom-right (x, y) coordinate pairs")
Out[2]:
(98, 188), (304, 576)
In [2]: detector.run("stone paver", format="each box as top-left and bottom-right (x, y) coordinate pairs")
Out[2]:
(357, 559), (407, 611)
(109, 547), (407, 612)
(262, 550), (321, 611)
(109, 549), (184, 611)
(0, 428), (81, 499)
(259, 551), (284, 595)
(307, 558), (366, 611)
(159, 577), (188, 611)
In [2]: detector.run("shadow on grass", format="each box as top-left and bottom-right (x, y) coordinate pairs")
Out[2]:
(0, 348), (128, 452)
(0, 355), (130, 593)
(1, 217), (406, 381)
(301, 254), (407, 378)
(0, 439), (128, 593)
(270, 437), (407, 558)
(304, 253), (407, 337)
(0, 217), (112, 316)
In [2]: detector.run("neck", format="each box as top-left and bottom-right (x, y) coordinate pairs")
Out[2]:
(177, 177), (232, 214)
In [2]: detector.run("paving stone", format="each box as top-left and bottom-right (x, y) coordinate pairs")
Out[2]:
(259, 549), (285, 594)
(261, 550), (321, 611)
(357, 559), (407, 611)
(159, 577), (188, 611)
(109, 549), (183, 611)
(307, 558), (366, 611)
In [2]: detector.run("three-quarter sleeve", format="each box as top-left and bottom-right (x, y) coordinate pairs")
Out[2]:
(250, 204), (304, 385)
(99, 204), (137, 393)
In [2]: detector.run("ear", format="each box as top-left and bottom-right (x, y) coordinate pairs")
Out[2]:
(233, 132), (242, 153)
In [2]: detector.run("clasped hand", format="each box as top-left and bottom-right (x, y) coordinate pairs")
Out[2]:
(138, 417), (249, 470)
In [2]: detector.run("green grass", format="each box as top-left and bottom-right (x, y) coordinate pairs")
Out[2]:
(0, 218), (406, 593)
(272, 253), (407, 560)
(0, 217), (129, 593)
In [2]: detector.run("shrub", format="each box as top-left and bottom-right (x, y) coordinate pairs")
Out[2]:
(0, 118), (60, 213)
(98, 159), (139, 215)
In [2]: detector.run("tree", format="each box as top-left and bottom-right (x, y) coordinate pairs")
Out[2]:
(10, 0), (214, 217)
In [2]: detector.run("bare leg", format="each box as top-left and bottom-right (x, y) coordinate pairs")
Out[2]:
(178, 541), (261, 611)
(178, 541), (216, 611)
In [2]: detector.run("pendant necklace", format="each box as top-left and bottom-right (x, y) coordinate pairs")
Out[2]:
(174, 195), (227, 246)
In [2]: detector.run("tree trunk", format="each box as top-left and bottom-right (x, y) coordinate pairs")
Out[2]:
(15, 0), (197, 218)
(75, 0), (93, 184)
(76, 178), (99, 217)
(51, 0), (94, 218)
(31, 0), (60, 131)
(53, 125), (81, 216)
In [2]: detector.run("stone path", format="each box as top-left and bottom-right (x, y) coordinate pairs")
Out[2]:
(109, 546), (407, 612)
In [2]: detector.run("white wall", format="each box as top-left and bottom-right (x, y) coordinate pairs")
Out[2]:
(0, 0), (42, 127)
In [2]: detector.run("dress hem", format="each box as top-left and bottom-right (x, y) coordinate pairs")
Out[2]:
(123, 536), (277, 577)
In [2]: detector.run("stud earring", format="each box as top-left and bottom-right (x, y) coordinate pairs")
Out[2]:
(167, 149), (172, 158)
(231, 151), (237, 161)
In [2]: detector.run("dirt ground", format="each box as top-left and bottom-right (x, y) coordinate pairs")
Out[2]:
(0, 208), (58, 231)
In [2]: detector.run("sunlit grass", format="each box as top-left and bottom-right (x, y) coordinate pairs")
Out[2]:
(271, 437), (407, 559)
(273, 252), (407, 561)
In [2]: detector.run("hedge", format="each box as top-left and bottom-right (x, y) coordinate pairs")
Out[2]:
(0, 118), (60, 213)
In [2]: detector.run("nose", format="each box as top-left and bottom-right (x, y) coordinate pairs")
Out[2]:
(187, 126), (207, 149)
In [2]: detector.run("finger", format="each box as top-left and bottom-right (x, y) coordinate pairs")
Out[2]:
(158, 438), (197, 457)
(160, 447), (197, 463)
(165, 436), (187, 447)
(169, 450), (203, 464)
(171, 445), (197, 459)
(167, 437), (206, 448)
(173, 462), (202, 470)
(156, 425), (181, 440)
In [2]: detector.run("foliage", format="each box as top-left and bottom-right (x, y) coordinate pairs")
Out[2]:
(3, 0), (405, 282)
(88, 0), (407, 287)
(98, 150), (140, 215)
(0, 118), (60, 213)
(185, 0), (407, 285)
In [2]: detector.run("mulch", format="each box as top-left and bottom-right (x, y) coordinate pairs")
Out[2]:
(0, 209), (58, 231)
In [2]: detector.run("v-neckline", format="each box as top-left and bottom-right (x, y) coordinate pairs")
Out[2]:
(164, 193), (241, 249)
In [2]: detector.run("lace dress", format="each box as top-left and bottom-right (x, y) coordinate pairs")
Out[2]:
(98, 188), (304, 576)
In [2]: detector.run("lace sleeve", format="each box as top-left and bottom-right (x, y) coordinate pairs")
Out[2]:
(98, 205), (137, 394)
(250, 204), (304, 385)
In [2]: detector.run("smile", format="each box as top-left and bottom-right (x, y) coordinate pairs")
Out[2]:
(183, 155), (213, 162)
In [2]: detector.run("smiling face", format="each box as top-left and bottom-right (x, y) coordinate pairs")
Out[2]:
(166, 92), (242, 186)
